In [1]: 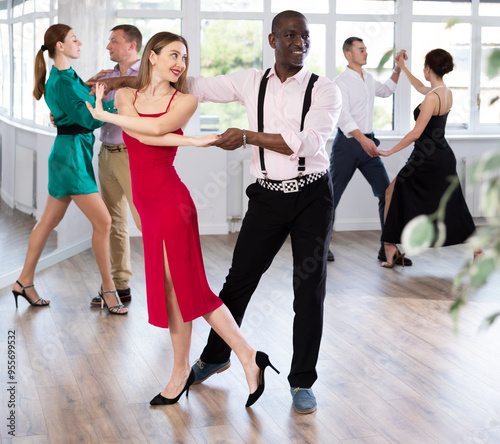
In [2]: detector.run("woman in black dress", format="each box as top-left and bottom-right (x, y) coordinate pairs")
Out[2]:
(377, 49), (480, 267)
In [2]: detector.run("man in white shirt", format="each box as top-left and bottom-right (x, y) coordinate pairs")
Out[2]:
(188, 10), (342, 414)
(328, 37), (412, 266)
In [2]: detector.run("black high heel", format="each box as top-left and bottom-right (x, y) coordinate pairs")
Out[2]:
(150, 370), (195, 406)
(12, 280), (50, 308)
(245, 351), (279, 408)
(99, 288), (128, 315)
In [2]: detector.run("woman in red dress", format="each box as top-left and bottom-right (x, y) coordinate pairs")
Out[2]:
(87, 32), (276, 407)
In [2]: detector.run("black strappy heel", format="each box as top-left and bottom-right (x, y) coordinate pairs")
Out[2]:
(99, 288), (128, 315)
(12, 280), (50, 308)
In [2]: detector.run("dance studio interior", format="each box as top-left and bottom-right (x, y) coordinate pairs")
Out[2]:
(1, 1), (499, 443)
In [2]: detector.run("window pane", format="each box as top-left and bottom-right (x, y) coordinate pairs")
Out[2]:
(13, 1), (23, 17)
(413, 0), (471, 16)
(271, 0), (328, 13)
(336, 22), (396, 131)
(337, 0), (394, 15)
(36, 0), (51, 12)
(24, 0), (34, 14)
(22, 22), (34, 120)
(116, 0), (180, 10)
(305, 24), (325, 76)
(411, 23), (471, 130)
(201, 0), (263, 12)
(480, 27), (500, 126)
(117, 18), (181, 54)
(479, 0), (500, 16)
(199, 19), (263, 132)
(35, 17), (50, 125)
(0, 0), (7, 20)
(12, 22), (22, 118)
(0, 23), (10, 115)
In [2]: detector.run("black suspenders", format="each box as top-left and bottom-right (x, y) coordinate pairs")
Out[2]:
(257, 68), (319, 178)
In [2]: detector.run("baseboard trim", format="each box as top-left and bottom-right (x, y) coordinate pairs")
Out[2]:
(0, 238), (92, 290)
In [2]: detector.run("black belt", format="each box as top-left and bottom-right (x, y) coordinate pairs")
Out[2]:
(57, 124), (92, 135)
(257, 171), (327, 193)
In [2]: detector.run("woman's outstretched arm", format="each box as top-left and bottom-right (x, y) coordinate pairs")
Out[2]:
(86, 83), (197, 136)
(377, 93), (437, 157)
(397, 57), (432, 95)
(87, 83), (218, 147)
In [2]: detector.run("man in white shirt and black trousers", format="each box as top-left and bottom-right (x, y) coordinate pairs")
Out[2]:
(187, 10), (342, 414)
(327, 36), (412, 266)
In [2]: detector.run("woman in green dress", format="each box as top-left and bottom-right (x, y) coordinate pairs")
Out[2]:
(12, 24), (127, 315)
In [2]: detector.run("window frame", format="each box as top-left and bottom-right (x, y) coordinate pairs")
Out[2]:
(1, 0), (499, 137)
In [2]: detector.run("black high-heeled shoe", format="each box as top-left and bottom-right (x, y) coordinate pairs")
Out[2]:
(12, 280), (50, 308)
(99, 288), (128, 315)
(150, 370), (195, 406)
(245, 351), (279, 408)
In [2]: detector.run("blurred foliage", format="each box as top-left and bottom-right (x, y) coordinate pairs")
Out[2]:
(401, 151), (500, 328)
(377, 48), (395, 74)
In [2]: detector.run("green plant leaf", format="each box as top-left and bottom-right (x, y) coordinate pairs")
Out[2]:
(401, 215), (435, 255)
(446, 18), (459, 29)
(434, 221), (447, 248)
(490, 96), (499, 106)
(487, 48), (500, 79)
(377, 48), (395, 74)
(482, 312), (500, 329)
(469, 256), (496, 288)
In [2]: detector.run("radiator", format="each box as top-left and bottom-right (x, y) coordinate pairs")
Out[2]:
(15, 144), (35, 209)
(459, 156), (500, 218)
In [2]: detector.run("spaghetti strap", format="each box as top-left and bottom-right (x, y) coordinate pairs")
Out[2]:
(133, 89), (139, 105)
(433, 91), (441, 115)
(166, 90), (178, 112)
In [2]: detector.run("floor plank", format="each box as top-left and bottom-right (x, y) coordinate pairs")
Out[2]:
(1, 231), (499, 444)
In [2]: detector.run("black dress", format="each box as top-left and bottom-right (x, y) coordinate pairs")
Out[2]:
(382, 92), (476, 246)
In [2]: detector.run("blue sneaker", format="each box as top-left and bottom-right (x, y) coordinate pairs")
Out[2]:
(192, 358), (231, 384)
(291, 387), (317, 414)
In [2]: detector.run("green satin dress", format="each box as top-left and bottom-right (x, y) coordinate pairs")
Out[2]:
(44, 66), (106, 198)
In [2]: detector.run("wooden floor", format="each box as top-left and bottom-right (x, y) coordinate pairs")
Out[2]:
(1, 231), (499, 444)
(0, 197), (57, 274)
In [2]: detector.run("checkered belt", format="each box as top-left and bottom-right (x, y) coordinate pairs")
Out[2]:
(257, 171), (327, 193)
(103, 143), (127, 153)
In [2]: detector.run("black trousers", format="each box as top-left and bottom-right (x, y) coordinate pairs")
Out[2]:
(200, 173), (334, 388)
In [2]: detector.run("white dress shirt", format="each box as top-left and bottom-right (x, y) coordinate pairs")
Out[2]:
(187, 67), (342, 180)
(335, 67), (396, 138)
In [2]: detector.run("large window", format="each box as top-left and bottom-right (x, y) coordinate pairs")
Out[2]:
(2, 0), (500, 136)
(0, 0), (57, 124)
(411, 22), (471, 130)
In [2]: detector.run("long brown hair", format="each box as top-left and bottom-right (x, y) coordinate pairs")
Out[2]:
(33, 24), (72, 100)
(136, 32), (189, 94)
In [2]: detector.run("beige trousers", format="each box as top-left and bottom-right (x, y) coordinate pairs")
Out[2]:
(98, 145), (142, 290)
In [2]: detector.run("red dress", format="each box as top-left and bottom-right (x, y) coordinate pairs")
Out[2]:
(123, 91), (223, 328)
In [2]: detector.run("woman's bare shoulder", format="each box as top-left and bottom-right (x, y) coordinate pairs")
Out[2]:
(116, 87), (137, 100)
(173, 91), (197, 104)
